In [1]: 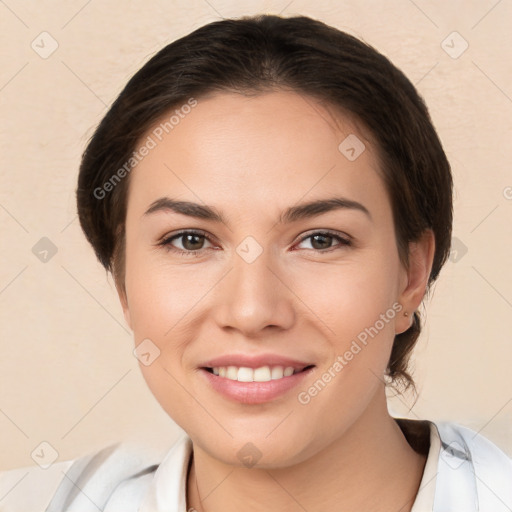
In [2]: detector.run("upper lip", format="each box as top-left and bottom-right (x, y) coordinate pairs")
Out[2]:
(201, 353), (315, 371)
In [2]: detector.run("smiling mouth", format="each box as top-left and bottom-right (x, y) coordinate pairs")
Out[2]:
(202, 365), (315, 382)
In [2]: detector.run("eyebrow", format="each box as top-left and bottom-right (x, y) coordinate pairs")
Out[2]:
(143, 196), (372, 224)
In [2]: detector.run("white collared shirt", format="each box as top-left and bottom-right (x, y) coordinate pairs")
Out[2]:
(1, 421), (511, 511)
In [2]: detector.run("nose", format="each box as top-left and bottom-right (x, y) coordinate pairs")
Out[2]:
(213, 249), (296, 336)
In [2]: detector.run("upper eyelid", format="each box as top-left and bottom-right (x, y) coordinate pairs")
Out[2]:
(298, 230), (351, 242)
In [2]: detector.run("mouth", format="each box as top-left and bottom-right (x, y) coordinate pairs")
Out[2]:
(202, 364), (315, 382)
(200, 364), (316, 404)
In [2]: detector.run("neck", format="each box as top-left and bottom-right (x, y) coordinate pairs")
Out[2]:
(187, 390), (427, 512)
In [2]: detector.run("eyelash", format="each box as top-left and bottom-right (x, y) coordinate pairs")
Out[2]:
(157, 229), (352, 257)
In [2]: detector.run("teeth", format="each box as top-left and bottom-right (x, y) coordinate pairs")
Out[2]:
(210, 365), (299, 382)
(226, 366), (238, 380)
(253, 366), (271, 381)
(237, 367), (253, 382)
(271, 366), (284, 379)
(283, 367), (294, 377)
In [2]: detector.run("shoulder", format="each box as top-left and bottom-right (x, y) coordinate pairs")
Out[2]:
(0, 439), (176, 512)
(433, 421), (512, 510)
(0, 459), (74, 512)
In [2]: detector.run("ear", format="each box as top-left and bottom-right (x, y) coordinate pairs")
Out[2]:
(395, 229), (435, 335)
(115, 281), (133, 331)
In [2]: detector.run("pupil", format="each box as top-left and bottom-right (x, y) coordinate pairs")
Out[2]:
(311, 234), (331, 250)
(184, 234), (203, 250)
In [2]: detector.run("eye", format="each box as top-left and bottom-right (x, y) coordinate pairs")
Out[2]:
(158, 230), (215, 256)
(295, 231), (352, 252)
(157, 229), (352, 256)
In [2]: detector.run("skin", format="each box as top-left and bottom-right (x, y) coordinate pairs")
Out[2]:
(118, 90), (435, 512)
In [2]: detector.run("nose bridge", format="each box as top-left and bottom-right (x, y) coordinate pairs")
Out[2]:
(215, 244), (295, 334)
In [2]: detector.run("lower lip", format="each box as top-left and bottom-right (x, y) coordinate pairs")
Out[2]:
(200, 367), (315, 404)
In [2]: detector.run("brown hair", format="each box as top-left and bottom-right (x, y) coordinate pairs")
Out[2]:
(76, 14), (453, 390)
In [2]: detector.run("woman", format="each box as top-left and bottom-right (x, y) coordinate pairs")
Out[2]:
(1, 14), (511, 512)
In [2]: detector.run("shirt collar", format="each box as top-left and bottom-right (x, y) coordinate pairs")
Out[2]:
(138, 433), (192, 512)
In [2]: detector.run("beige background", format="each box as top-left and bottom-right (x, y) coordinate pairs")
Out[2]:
(0, 0), (511, 471)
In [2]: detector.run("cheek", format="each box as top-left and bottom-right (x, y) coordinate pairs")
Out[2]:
(290, 263), (401, 440)
(123, 250), (205, 427)
(124, 244), (208, 338)
(287, 250), (402, 411)
(290, 253), (401, 342)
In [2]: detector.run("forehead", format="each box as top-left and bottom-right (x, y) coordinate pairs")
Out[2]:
(125, 90), (387, 221)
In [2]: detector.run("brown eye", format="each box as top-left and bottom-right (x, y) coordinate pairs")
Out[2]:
(159, 230), (214, 256)
(296, 231), (352, 252)
(180, 233), (206, 250)
(310, 233), (333, 250)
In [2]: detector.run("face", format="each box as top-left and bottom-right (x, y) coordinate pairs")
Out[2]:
(119, 91), (427, 467)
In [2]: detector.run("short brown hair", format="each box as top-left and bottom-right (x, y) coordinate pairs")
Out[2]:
(77, 14), (453, 390)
